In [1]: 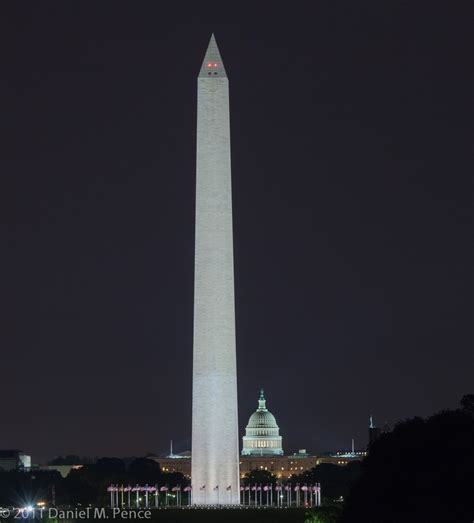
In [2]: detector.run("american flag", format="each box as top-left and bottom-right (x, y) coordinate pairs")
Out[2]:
(124, 486), (132, 492)
(160, 486), (169, 492)
(132, 485), (140, 492)
(184, 486), (192, 492)
(294, 484), (300, 491)
(263, 485), (269, 491)
(171, 486), (180, 492)
(301, 485), (308, 491)
(245, 486), (250, 491)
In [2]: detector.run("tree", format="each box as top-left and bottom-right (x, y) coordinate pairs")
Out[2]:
(60, 471), (97, 505)
(127, 458), (162, 485)
(292, 462), (361, 503)
(304, 506), (342, 523)
(243, 469), (276, 485)
(48, 455), (92, 465)
(0, 470), (62, 507)
(93, 458), (126, 478)
(161, 471), (189, 488)
(460, 394), (474, 415)
(341, 400), (474, 523)
(65, 457), (128, 506)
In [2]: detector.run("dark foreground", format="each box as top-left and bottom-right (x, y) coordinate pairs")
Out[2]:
(130, 508), (312, 522)
(4, 507), (341, 523)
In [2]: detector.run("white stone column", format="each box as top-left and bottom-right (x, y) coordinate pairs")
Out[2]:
(191, 34), (240, 505)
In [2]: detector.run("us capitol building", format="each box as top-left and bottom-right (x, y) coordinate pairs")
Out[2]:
(241, 389), (283, 456)
(155, 390), (365, 479)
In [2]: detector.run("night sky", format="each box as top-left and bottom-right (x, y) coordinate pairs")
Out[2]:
(1, 2), (472, 463)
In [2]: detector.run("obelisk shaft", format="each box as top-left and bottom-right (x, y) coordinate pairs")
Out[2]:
(191, 35), (240, 505)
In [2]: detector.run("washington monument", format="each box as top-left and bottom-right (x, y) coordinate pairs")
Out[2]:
(191, 35), (240, 504)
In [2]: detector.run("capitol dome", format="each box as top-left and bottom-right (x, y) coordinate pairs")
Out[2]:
(242, 389), (283, 456)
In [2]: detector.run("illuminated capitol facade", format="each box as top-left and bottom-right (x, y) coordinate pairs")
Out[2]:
(242, 390), (283, 456)
(155, 390), (366, 480)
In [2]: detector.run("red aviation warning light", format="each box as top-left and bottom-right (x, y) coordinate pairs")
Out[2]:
(207, 62), (218, 68)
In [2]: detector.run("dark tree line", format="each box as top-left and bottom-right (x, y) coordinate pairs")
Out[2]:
(0, 457), (187, 507)
(341, 395), (474, 523)
(243, 461), (362, 504)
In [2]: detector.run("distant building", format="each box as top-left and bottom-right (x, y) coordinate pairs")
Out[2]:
(153, 449), (361, 480)
(331, 438), (368, 460)
(242, 390), (283, 456)
(368, 415), (382, 446)
(154, 453), (191, 478)
(0, 450), (31, 471)
(151, 390), (367, 480)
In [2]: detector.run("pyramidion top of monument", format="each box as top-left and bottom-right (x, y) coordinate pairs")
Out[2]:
(198, 34), (227, 78)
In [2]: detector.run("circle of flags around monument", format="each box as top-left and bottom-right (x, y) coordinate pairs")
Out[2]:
(107, 482), (321, 508)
